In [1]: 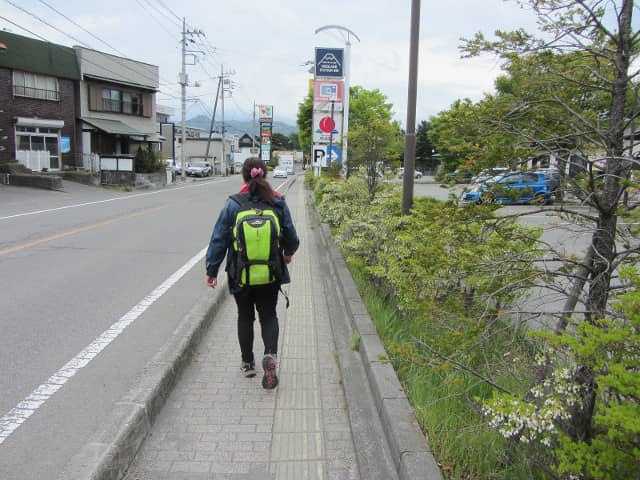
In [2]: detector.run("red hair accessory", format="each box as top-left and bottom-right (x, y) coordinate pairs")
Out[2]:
(250, 167), (264, 178)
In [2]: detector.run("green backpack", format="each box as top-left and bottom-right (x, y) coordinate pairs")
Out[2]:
(229, 193), (284, 287)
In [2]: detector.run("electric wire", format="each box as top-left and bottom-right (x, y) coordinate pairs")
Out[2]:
(0, 14), (48, 41)
(3, 0), (92, 48)
(36, 0), (126, 57)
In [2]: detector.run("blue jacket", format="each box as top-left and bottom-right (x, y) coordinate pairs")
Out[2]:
(206, 190), (300, 293)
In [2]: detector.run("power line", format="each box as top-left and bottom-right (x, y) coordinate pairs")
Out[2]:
(36, 0), (126, 57)
(0, 14), (48, 41)
(3, 0), (92, 48)
(153, 0), (182, 23)
(134, 0), (179, 38)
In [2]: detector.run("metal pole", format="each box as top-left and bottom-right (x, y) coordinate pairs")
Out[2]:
(343, 37), (351, 176)
(401, 0), (420, 216)
(329, 100), (335, 167)
(180, 17), (187, 181)
(252, 101), (256, 149)
(221, 65), (226, 176)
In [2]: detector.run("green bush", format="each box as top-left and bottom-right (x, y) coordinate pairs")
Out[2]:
(134, 147), (164, 173)
(314, 176), (548, 478)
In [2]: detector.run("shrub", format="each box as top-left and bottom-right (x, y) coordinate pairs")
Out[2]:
(134, 147), (164, 173)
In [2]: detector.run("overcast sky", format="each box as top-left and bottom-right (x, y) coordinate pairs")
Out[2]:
(4, 0), (544, 127)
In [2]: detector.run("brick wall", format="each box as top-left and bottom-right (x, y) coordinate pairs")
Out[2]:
(0, 67), (78, 168)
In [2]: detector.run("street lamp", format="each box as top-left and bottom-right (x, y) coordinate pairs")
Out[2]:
(315, 25), (360, 175)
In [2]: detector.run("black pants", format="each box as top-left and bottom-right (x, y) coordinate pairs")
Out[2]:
(233, 283), (280, 364)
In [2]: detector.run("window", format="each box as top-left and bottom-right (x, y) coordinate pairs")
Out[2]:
(16, 126), (60, 169)
(102, 89), (121, 112)
(96, 87), (144, 115)
(522, 173), (539, 183)
(123, 92), (142, 115)
(13, 71), (60, 101)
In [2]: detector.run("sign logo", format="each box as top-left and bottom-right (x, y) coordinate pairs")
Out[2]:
(315, 48), (344, 78)
(313, 80), (344, 111)
(313, 112), (342, 143)
(259, 105), (273, 120)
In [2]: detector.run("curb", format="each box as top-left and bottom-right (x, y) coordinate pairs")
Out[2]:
(311, 196), (443, 480)
(63, 285), (229, 480)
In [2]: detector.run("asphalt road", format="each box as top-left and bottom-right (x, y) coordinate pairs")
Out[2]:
(0, 175), (291, 480)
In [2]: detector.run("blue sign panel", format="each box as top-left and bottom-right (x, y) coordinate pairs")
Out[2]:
(327, 145), (341, 163)
(315, 47), (344, 78)
(60, 136), (71, 153)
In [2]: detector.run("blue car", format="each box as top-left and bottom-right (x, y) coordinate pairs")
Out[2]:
(461, 172), (552, 205)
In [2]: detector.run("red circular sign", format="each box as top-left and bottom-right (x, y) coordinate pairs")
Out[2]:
(319, 116), (334, 133)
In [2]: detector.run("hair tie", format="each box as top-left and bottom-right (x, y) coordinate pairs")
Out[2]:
(250, 167), (264, 178)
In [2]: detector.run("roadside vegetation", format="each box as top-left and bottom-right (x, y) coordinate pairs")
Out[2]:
(308, 171), (548, 478)
(302, 2), (640, 478)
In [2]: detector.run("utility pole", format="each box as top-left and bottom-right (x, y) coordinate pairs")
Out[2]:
(179, 18), (204, 180)
(221, 65), (226, 175)
(204, 76), (222, 165)
(252, 101), (256, 149)
(401, 0), (420, 215)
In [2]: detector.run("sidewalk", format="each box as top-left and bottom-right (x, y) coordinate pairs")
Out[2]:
(65, 177), (441, 480)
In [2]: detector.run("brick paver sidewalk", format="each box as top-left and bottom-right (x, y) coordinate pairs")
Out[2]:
(124, 180), (360, 479)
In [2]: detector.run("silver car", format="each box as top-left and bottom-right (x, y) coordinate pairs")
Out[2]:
(272, 168), (287, 178)
(186, 161), (212, 177)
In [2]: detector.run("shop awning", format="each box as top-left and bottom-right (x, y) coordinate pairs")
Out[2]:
(82, 117), (148, 136)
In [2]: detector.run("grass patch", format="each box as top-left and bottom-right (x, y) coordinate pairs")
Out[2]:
(348, 266), (546, 480)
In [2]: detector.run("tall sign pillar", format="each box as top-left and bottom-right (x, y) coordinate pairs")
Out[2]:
(312, 47), (344, 176)
(259, 105), (273, 164)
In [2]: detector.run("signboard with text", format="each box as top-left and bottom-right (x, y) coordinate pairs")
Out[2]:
(313, 80), (344, 111)
(259, 105), (273, 121)
(315, 47), (344, 78)
(313, 112), (342, 143)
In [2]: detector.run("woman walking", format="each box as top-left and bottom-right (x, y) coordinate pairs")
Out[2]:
(205, 157), (299, 389)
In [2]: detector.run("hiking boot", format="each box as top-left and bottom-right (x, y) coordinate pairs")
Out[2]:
(261, 354), (278, 389)
(241, 361), (256, 378)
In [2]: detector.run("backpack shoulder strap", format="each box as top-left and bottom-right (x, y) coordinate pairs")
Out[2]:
(230, 193), (252, 210)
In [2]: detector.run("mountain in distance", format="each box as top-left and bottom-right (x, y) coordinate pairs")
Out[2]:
(179, 115), (298, 137)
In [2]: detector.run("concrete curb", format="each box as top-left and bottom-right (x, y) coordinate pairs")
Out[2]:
(311, 198), (443, 480)
(63, 285), (229, 480)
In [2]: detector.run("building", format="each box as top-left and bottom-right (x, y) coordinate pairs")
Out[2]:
(75, 46), (160, 172)
(175, 133), (232, 175)
(0, 30), (80, 171)
(156, 104), (175, 165)
(233, 133), (260, 170)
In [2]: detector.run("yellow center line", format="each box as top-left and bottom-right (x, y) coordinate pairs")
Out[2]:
(0, 204), (171, 256)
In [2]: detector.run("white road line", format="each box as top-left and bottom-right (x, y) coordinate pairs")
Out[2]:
(0, 246), (208, 445)
(0, 179), (228, 221)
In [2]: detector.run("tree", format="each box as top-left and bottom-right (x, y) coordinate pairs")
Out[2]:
(347, 86), (403, 198)
(457, 1), (640, 474)
(271, 133), (292, 151)
(415, 120), (437, 173)
(296, 88), (313, 155)
(288, 131), (301, 150)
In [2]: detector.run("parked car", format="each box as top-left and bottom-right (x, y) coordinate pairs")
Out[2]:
(461, 171), (552, 205)
(186, 161), (212, 177)
(535, 168), (562, 200)
(397, 168), (423, 179)
(445, 169), (474, 183)
(471, 167), (509, 185)
(272, 167), (287, 178)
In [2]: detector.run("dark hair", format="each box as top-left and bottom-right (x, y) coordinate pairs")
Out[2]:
(242, 157), (275, 205)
